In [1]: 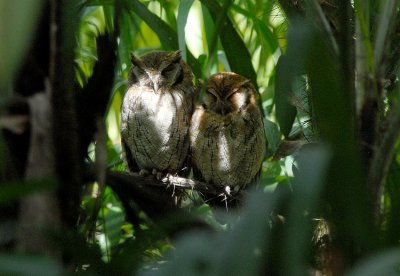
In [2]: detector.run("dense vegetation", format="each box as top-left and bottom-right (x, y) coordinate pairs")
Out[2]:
(1, 0), (400, 275)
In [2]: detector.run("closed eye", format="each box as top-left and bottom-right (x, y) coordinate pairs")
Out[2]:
(226, 88), (239, 100)
(129, 66), (146, 83)
(161, 64), (177, 76)
(227, 92), (237, 100)
(162, 64), (184, 85)
(206, 89), (218, 100)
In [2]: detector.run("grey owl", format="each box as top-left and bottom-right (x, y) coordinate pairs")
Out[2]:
(121, 51), (194, 176)
(190, 72), (266, 205)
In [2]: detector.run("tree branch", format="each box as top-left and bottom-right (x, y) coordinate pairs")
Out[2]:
(50, 0), (82, 228)
(84, 167), (221, 228)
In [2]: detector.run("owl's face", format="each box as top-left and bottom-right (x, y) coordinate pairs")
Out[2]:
(203, 72), (255, 115)
(129, 51), (186, 93)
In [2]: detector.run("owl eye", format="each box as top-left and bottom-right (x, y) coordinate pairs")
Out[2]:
(162, 63), (184, 84)
(162, 63), (177, 75)
(227, 89), (239, 100)
(129, 65), (146, 84)
(206, 89), (218, 101)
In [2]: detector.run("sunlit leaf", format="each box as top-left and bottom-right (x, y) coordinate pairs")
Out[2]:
(200, 0), (257, 87)
(201, 2), (218, 75)
(177, 0), (195, 61)
(129, 0), (201, 77)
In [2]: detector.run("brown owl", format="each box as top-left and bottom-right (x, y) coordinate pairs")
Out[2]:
(190, 72), (266, 206)
(120, 51), (194, 177)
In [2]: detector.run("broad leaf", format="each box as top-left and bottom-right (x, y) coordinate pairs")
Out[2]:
(274, 54), (297, 137)
(130, 0), (201, 77)
(177, 0), (195, 61)
(200, 0), (258, 88)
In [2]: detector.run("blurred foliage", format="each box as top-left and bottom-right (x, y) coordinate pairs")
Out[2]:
(0, 0), (44, 96)
(1, 0), (400, 275)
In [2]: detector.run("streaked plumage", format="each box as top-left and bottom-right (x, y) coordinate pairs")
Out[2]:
(190, 72), (266, 204)
(121, 51), (194, 176)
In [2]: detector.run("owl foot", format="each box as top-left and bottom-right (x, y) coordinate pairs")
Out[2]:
(152, 169), (164, 180)
(139, 169), (150, 176)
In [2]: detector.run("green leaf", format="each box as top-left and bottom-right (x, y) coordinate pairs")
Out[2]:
(264, 119), (281, 155)
(274, 54), (297, 137)
(283, 145), (331, 275)
(103, 4), (114, 33)
(231, 4), (278, 54)
(155, 191), (280, 276)
(200, 0), (258, 88)
(177, 0), (195, 61)
(103, 204), (125, 252)
(384, 157), (400, 245)
(83, 0), (114, 6)
(130, 0), (201, 77)
(216, 192), (279, 276)
(201, 2), (218, 76)
(373, 0), (397, 66)
(118, 10), (137, 67)
(289, 18), (375, 256)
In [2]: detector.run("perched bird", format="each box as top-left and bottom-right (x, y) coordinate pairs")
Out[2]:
(190, 72), (266, 207)
(120, 51), (194, 177)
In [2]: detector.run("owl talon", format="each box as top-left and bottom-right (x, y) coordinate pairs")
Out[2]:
(150, 169), (164, 180)
(139, 169), (149, 176)
(224, 186), (231, 196)
(156, 172), (163, 180)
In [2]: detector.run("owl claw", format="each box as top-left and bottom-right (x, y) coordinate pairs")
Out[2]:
(139, 169), (149, 176)
(149, 169), (164, 180)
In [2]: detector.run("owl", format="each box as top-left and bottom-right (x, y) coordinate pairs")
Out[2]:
(120, 51), (194, 177)
(190, 72), (266, 206)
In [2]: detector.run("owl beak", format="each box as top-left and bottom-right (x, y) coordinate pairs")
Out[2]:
(216, 104), (227, 115)
(149, 74), (160, 92)
(152, 81), (159, 92)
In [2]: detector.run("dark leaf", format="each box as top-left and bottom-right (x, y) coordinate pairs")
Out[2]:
(200, 0), (258, 88)
(275, 54), (297, 137)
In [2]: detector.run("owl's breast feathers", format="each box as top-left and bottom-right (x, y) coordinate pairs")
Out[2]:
(190, 105), (266, 189)
(121, 86), (192, 173)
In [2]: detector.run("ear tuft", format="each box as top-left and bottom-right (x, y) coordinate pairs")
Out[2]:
(239, 79), (252, 88)
(130, 53), (142, 67)
(169, 50), (182, 64)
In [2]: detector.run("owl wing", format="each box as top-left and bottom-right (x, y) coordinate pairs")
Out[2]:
(191, 162), (206, 183)
(121, 138), (139, 173)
